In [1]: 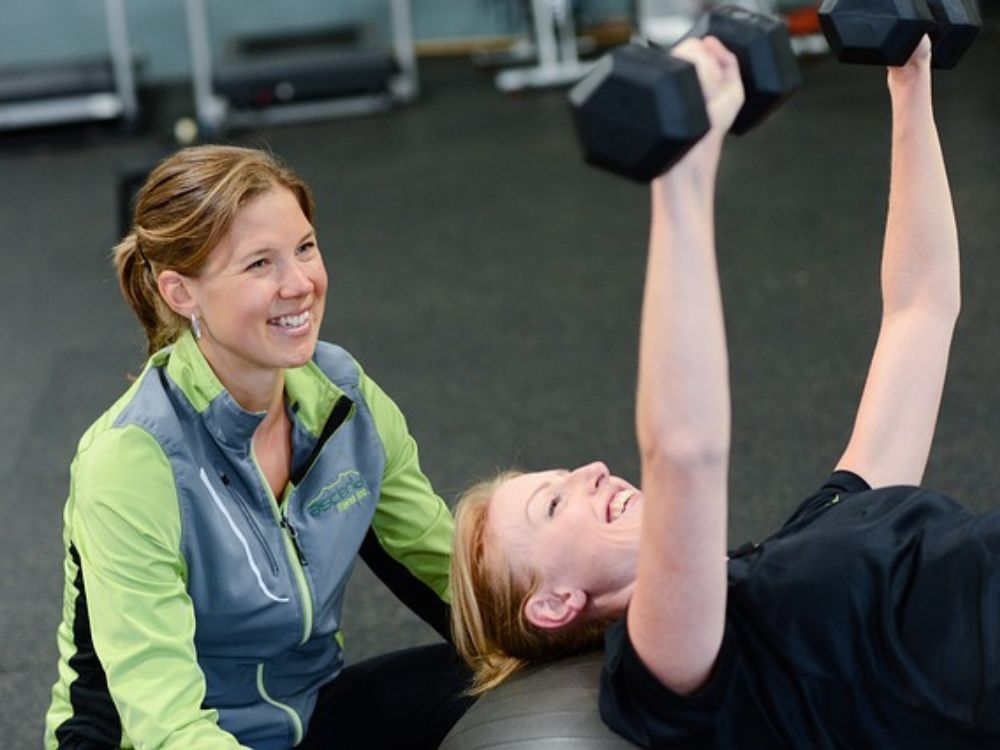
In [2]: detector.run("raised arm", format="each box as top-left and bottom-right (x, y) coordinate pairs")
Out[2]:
(835, 38), (961, 488)
(626, 38), (743, 695)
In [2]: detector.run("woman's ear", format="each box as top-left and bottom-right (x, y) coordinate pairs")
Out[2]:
(157, 270), (197, 317)
(524, 587), (587, 630)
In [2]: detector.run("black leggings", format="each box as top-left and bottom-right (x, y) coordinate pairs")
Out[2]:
(297, 643), (476, 749)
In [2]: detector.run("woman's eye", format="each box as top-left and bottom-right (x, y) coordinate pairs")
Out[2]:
(297, 241), (316, 255)
(546, 496), (561, 518)
(246, 258), (267, 271)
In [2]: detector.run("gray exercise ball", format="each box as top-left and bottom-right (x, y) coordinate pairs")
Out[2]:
(441, 652), (637, 749)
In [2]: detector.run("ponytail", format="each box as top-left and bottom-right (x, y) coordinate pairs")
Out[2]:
(113, 234), (184, 356)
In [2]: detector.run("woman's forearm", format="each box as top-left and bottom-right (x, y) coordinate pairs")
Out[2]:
(629, 149), (732, 694)
(833, 42), (961, 487)
(627, 38), (739, 694)
(636, 165), (730, 463)
(881, 64), (961, 320)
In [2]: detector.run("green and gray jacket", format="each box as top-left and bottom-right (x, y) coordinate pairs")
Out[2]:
(45, 332), (454, 749)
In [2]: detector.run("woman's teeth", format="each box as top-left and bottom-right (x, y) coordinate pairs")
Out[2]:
(608, 488), (635, 522)
(271, 311), (310, 328)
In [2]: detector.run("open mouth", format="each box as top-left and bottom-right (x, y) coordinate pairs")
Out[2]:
(269, 311), (311, 330)
(607, 487), (637, 523)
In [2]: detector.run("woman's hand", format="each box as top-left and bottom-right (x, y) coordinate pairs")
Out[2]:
(888, 35), (932, 90)
(672, 37), (745, 143)
(659, 36), (745, 184)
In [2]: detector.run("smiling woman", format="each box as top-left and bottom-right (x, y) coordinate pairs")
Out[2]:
(44, 145), (473, 750)
(450, 470), (619, 694)
(448, 35), (1000, 749)
(158, 188), (327, 412)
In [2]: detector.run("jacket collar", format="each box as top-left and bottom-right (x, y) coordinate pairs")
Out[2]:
(161, 331), (346, 452)
(164, 331), (265, 452)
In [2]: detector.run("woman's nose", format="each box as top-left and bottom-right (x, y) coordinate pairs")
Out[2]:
(280, 261), (314, 297)
(571, 461), (609, 492)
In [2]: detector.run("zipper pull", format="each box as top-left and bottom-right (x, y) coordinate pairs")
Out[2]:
(728, 540), (760, 559)
(280, 517), (308, 567)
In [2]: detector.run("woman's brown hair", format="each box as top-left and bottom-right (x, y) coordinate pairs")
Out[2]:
(114, 145), (315, 355)
(450, 473), (612, 694)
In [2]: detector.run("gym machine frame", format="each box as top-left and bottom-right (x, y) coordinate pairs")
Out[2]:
(183, 0), (419, 135)
(0, 0), (138, 131)
(495, 0), (596, 92)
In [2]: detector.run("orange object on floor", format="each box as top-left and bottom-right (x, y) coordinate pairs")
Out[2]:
(785, 5), (822, 36)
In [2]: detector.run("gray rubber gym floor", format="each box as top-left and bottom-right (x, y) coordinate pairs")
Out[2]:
(2, 17), (999, 748)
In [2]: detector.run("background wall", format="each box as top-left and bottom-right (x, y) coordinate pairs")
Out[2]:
(0, 0), (632, 83)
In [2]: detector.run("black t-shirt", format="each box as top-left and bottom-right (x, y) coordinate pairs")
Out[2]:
(600, 471), (1000, 748)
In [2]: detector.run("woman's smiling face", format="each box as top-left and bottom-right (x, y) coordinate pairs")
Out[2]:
(487, 461), (643, 625)
(186, 186), (327, 397)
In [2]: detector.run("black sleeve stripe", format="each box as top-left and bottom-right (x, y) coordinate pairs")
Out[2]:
(54, 544), (123, 748)
(359, 528), (452, 643)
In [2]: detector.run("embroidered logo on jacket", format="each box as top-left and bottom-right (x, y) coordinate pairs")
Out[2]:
(305, 470), (370, 517)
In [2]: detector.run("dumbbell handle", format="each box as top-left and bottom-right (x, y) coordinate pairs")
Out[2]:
(818, 0), (981, 69)
(926, 0), (980, 69)
(567, 6), (800, 182)
(653, 6), (802, 135)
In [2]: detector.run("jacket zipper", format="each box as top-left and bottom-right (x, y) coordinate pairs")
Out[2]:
(252, 451), (315, 646)
(219, 471), (280, 576)
(731, 494), (845, 558)
(279, 395), (354, 569)
(289, 395), (354, 486)
(279, 515), (307, 567)
(254, 394), (355, 646)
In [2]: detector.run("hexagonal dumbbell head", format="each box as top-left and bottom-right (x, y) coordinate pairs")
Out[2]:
(926, 0), (981, 69)
(818, 0), (935, 66)
(568, 45), (710, 182)
(694, 6), (803, 135)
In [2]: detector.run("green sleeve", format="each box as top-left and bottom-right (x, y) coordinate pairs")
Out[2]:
(358, 369), (454, 603)
(71, 426), (248, 750)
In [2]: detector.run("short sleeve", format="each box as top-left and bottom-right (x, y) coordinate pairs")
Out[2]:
(599, 619), (738, 748)
(781, 470), (872, 528)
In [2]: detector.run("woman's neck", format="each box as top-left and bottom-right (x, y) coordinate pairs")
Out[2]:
(218, 366), (286, 415)
(252, 389), (293, 500)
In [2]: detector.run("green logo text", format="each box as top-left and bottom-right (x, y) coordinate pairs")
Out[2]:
(305, 470), (370, 517)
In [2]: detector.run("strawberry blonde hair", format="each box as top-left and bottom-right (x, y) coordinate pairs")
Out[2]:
(450, 472), (612, 694)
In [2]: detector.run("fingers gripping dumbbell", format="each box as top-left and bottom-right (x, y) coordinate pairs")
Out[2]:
(567, 6), (802, 183)
(818, 0), (981, 69)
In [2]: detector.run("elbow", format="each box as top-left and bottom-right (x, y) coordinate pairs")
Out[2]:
(886, 290), (961, 332)
(638, 429), (730, 477)
(930, 283), (962, 324)
(885, 272), (962, 324)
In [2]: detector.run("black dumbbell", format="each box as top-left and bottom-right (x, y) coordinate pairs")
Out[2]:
(568, 6), (802, 183)
(818, 0), (980, 69)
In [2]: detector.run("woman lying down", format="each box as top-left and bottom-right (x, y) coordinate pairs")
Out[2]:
(450, 36), (999, 749)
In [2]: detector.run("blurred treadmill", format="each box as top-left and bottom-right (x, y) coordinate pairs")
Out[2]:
(0, 0), (137, 131)
(183, 0), (419, 136)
